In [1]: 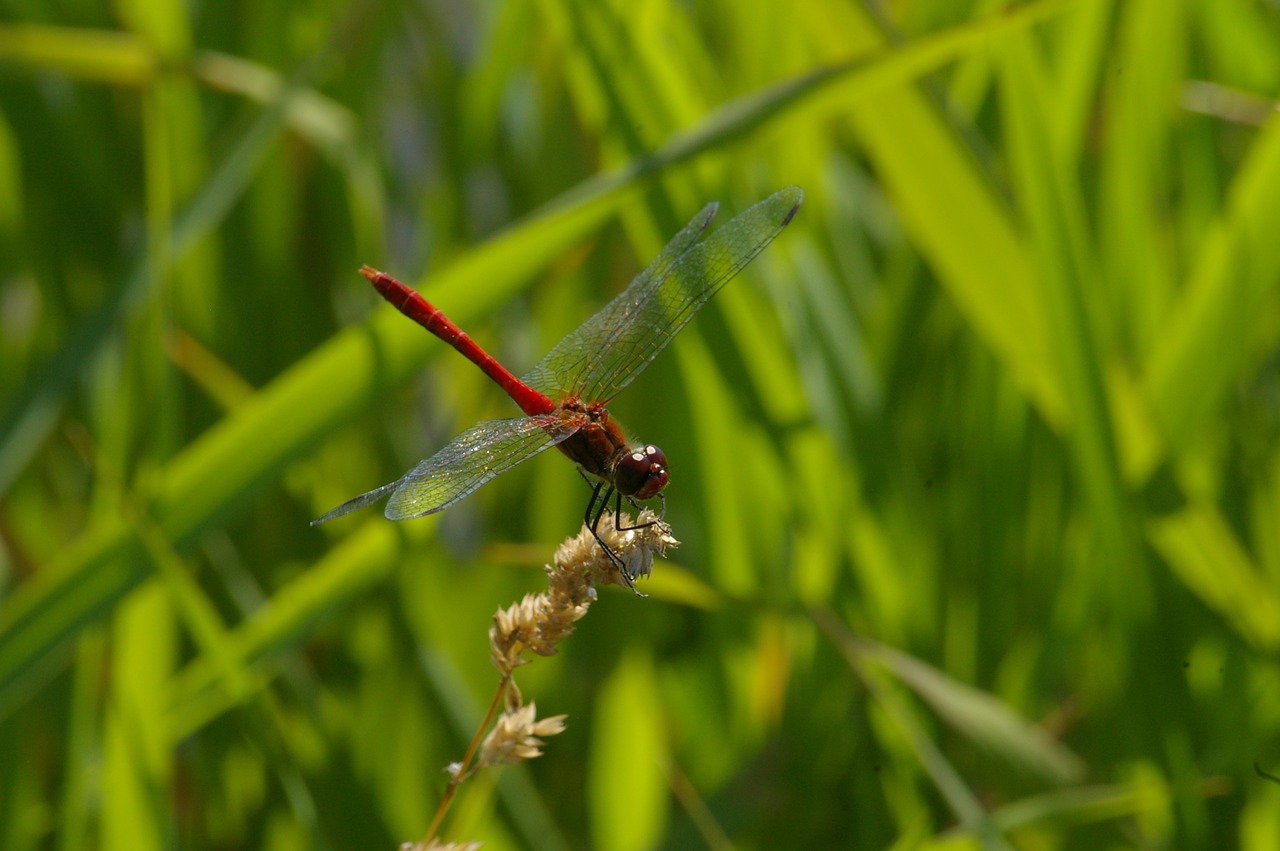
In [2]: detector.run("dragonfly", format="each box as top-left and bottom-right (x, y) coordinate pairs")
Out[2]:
(313, 186), (803, 586)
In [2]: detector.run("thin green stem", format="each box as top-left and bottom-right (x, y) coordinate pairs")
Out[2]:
(421, 671), (513, 845)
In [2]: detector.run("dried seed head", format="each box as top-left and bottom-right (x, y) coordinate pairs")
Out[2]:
(400, 839), (482, 851)
(488, 511), (678, 675)
(557, 509), (679, 590)
(477, 702), (568, 768)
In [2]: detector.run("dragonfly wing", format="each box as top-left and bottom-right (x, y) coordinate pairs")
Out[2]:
(520, 200), (718, 396)
(522, 186), (802, 403)
(385, 413), (578, 519)
(311, 414), (577, 525)
(311, 479), (402, 525)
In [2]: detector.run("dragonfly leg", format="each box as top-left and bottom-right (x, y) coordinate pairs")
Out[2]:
(616, 491), (665, 532)
(584, 482), (642, 592)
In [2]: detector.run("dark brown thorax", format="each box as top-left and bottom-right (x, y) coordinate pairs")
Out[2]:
(552, 399), (668, 498)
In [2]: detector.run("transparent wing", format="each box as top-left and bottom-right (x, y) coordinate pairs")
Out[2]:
(521, 186), (803, 403)
(311, 413), (578, 524)
(520, 199), (717, 396)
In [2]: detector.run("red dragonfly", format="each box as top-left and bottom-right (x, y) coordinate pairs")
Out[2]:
(314, 186), (802, 583)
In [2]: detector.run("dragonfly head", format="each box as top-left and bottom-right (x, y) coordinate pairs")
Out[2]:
(614, 444), (668, 500)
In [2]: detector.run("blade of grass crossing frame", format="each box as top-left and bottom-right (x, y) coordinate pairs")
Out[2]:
(101, 586), (175, 851)
(837, 6), (1067, 430)
(999, 37), (1143, 610)
(589, 650), (667, 851)
(1144, 115), (1280, 464)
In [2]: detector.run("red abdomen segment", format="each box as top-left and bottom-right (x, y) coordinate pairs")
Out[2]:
(361, 266), (556, 417)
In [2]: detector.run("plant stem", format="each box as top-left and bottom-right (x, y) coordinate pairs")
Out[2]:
(421, 671), (513, 844)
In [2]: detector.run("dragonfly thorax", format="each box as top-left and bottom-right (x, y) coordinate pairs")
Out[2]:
(612, 444), (668, 500)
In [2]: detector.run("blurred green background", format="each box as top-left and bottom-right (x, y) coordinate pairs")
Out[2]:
(3, 0), (1280, 848)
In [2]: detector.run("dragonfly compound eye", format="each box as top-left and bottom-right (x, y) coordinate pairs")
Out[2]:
(615, 444), (669, 500)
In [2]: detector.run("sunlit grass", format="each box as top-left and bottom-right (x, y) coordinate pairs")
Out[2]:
(2, 1), (1278, 848)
